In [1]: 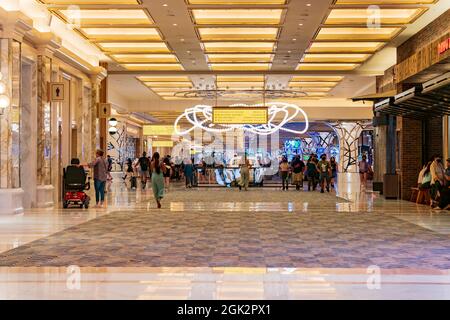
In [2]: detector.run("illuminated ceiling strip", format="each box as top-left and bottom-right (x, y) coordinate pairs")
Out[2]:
(335, 0), (436, 4)
(187, 0), (287, 4)
(207, 54), (274, 63)
(57, 9), (153, 25)
(289, 81), (339, 87)
(41, 0), (140, 3)
(296, 63), (359, 71)
(308, 42), (385, 53)
(197, 27), (279, 41)
(97, 42), (170, 53)
(290, 76), (344, 82)
(80, 28), (162, 41)
(112, 54), (179, 63)
(302, 53), (371, 63)
(122, 64), (184, 71)
(325, 8), (427, 25)
(137, 76), (191, 82)
(191, 9), (284, 25)
(216, 75), (266, 82)
(203, 42), (276, 53)
(210, 63), (271, 71)
(316, 27), (402, 41)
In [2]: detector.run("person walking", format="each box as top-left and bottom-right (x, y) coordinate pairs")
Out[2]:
(184, 157), (194, 188)
(88, 149), (108, 207)
(280, 157), (290, 191)
(358, 155), (371, 189)
(330, 156), (338, 189)
(317, 154), (331, 193)
(122, 158), (134, 180)
(238, 157), (251, 191)
(163, 155), (172, 191)
(150, 152), (166, 208)
(106, 155), (113, 181)
(291, 155), (305, 191)
(137, 152), (150, 189)
(306, 155), (319, 191)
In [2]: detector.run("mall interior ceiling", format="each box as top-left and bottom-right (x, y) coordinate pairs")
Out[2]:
(17, 0), (444, 123)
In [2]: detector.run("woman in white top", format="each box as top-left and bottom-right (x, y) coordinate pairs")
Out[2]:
(419, 162), (432, 190)
(430, 155), (445, 200)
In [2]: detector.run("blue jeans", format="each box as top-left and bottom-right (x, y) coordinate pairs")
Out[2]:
(94, 179), (106, 203)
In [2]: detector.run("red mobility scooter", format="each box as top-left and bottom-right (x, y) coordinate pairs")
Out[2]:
(62, 158), (91, 209)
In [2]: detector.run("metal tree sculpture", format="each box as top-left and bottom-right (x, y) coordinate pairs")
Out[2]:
(329, 121), (371, 173)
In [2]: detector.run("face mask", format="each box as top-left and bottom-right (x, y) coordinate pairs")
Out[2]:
(321, 157), (326, 160)
(437, 159), (442, 163)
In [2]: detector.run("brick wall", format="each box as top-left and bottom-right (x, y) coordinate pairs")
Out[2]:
(425, 117), (443, 161)
(399, 117), (443, 200)
(399, 117), (423, 200)
(398, 9), (450, 63)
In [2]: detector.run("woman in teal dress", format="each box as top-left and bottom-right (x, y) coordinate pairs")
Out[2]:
(151, 152), (166, 208)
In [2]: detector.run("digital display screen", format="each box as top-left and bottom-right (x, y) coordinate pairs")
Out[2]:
(143, 125), (178, 136)
(212, 107), (268, 125)
(152, 141), (174, 147)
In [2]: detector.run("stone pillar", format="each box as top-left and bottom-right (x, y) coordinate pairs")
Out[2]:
(20, 56), (38, 208)
(0, 14), (31, 214)
(35, 39), (60, 207)
(80, 82), (92, 163)
(0, 39), (20, 189)
(89, 68), (106, 158)
(99, 62), (108, 152)
(372, 114), (396, 193)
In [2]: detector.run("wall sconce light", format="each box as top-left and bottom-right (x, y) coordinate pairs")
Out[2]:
(108, 126), (118, 134)
(108, 117), (118, 134)
(108, 117), (118, 127)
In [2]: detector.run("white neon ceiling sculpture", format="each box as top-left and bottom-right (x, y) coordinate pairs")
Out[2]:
(174, 102), (309, 136)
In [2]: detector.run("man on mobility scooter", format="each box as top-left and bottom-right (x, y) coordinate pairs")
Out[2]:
(62, 158), (91, 209)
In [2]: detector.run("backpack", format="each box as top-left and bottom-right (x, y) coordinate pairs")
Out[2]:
(139, 157), (148, 171)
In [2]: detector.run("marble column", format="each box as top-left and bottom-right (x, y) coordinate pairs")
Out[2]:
(75, 79), (82, 162)
(36, 54), (52, 186)
(0, 38), (24, 214)
(20, 58), (38, 209)
(50, 65), (61, 205)
(0, 39), (19, 189)
(90, 76), (100, 159)
(80, 84), (92, 163)
(35, 45), (57, 208)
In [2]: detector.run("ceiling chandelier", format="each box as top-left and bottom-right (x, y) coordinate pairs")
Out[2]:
(174, 102), (309, 136)
(174, 89), (308, 100)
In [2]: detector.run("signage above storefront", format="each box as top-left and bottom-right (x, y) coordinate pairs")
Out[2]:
(438, 38), (450, 54)
(212, 107), (268, 125)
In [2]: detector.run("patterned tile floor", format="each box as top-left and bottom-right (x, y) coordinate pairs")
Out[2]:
(1, 201), (450, 269)
(1, 173), (450, 299)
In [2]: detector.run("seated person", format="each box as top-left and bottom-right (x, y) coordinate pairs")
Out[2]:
(432, 159), (450, 210)
(419, 162), (432, 190)
(65, 158), (87, 190)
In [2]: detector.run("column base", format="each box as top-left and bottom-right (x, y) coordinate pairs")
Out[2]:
(36, 185), (55, 208)
(0, 188), (25, 215)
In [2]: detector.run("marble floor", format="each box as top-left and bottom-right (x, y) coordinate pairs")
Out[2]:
(0, 173), (450, 299)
